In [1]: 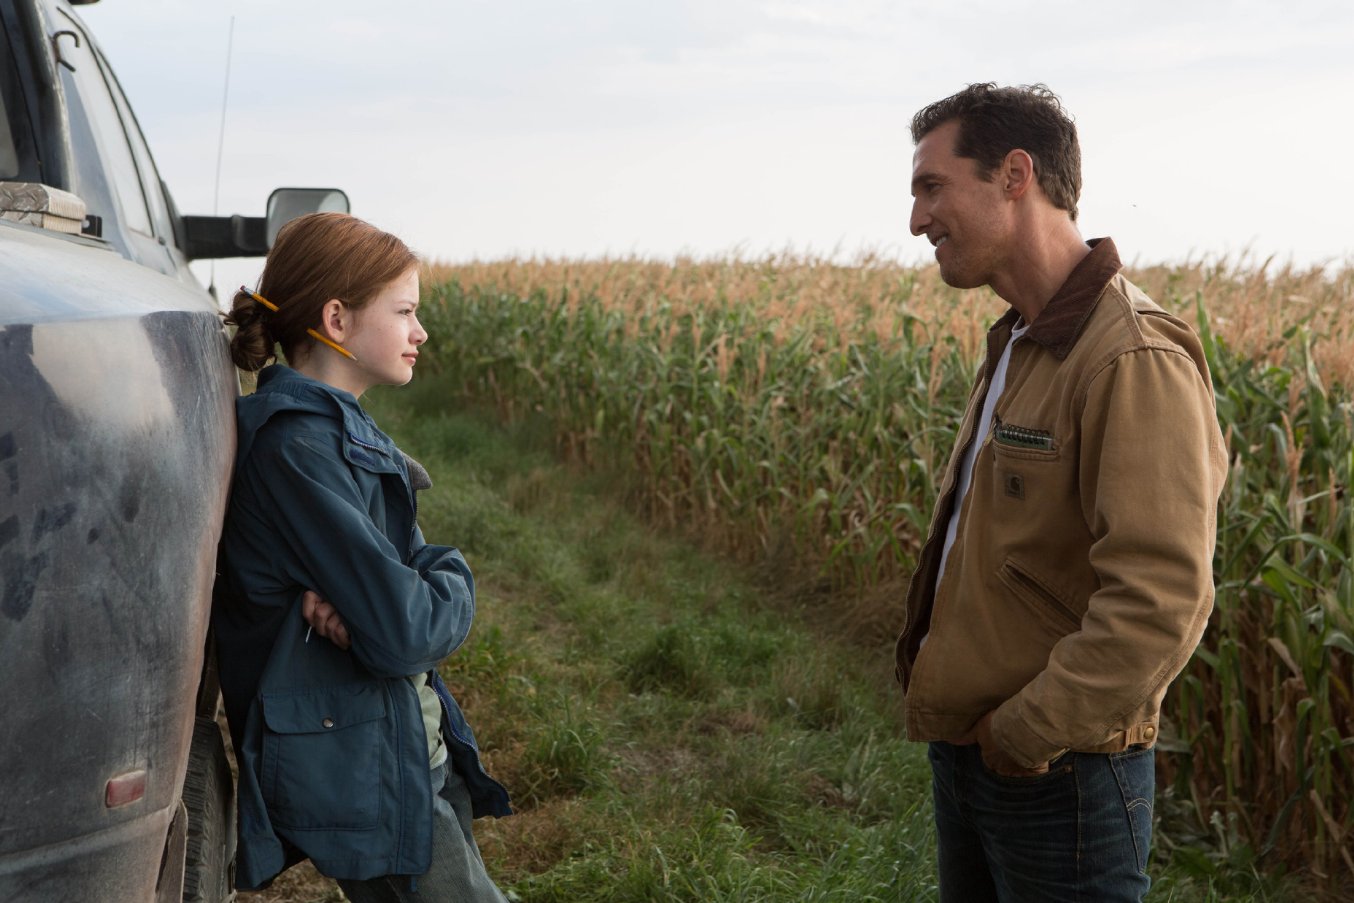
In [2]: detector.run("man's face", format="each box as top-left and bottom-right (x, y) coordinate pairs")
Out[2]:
(909, 119), (1012, 290)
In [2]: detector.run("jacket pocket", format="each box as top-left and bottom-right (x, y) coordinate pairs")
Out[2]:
(991, 417), (1058, 460)
(260, 683), (387, 831)
(997, 558), (1082, 634)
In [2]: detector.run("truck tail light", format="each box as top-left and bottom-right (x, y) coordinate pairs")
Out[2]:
(105, 769), (147, 808)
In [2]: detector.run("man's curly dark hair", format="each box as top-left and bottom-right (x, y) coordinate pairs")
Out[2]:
(911, 83), (1082, 220)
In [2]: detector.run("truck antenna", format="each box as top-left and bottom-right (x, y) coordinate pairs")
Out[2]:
(208, 16), (235, 302)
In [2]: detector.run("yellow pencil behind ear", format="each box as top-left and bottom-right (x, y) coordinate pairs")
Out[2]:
(307, 328), (358, 361)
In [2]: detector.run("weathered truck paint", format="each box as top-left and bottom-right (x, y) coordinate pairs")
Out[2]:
(0, 1), (345, 898)
(0, 227), (236, 899)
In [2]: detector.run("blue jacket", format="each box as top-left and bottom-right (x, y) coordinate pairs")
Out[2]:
(212, 365), (511, 890)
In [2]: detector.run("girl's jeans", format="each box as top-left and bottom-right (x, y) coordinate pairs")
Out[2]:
(928, 741), (1154, 903)
(338, 763), (508, 903)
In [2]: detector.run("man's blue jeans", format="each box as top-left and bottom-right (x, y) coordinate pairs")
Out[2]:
(928, 741), (1154, 903)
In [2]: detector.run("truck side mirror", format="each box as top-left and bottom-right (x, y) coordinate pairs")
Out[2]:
(266, 188), (350, 248)
(180, 187), (350, 260)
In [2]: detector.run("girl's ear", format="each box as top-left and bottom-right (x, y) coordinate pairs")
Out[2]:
(316, 298), (350, 341)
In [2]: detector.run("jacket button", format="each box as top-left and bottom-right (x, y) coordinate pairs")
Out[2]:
(1143, 725), (1156, 740)
(322, 717), (335, 728)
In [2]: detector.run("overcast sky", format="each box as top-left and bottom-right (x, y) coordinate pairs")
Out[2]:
(79, 0), (1353, 293)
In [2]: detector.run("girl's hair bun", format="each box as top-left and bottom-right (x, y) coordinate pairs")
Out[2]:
(224, 287), (276, 372)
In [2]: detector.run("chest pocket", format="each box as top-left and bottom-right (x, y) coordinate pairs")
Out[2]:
(989, 416), (1060, 503)
(260, 683), (387, 831)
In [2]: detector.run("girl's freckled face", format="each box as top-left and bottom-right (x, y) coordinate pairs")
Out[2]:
(343, 268), (427, 393)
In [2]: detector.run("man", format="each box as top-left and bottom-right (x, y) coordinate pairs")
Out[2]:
(895, 83), (1227, 902)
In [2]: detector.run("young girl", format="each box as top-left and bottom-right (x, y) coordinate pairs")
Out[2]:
(214, 212), (511, 900)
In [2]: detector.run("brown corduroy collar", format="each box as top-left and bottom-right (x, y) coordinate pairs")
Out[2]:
(993, 237), (1123, 360)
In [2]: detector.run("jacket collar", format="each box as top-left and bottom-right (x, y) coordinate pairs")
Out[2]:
(239, 365), (400, 475)
(992, 237), (1122, 360)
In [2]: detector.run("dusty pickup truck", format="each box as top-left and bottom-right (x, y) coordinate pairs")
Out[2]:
(0, 1), (346, 899)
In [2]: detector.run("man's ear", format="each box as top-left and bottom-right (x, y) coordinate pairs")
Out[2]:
(316, 298), (350, 342)
(1002, 149), (1036, 200)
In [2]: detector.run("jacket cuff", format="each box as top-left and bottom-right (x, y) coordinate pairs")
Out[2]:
(990, 702), (1068, 769)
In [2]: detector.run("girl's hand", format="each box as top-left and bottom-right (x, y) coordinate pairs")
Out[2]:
(301, 589), (351, 650)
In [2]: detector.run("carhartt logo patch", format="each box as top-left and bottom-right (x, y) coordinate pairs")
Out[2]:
(1004, 471), (1025, 499)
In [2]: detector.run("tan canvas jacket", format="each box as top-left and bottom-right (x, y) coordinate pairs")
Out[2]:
(895, 238), (1228, 769)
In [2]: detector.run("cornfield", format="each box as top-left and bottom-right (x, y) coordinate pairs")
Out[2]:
(419, 253), (1354, 884)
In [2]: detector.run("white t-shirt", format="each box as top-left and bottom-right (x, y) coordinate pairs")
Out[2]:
(933, 318), (1029, 595)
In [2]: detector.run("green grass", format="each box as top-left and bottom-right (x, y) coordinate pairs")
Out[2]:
(369, 382), (936, 899)
(352, 377), (1303, 902)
